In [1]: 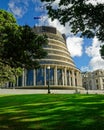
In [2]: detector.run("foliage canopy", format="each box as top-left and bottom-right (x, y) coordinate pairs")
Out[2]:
(41, 0), (104, 57)
(0, 10), (48, 85)
(0, 9), (48, 69)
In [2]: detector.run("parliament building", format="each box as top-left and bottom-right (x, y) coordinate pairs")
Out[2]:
(16, 26), (83, 90)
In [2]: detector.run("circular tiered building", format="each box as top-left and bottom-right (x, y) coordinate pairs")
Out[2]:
(17, 26), (83, 90)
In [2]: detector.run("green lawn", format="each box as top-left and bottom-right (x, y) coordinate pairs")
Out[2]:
(0, 94), (104, 130)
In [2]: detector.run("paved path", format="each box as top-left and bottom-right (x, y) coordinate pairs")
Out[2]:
(0, 89), (104, 94)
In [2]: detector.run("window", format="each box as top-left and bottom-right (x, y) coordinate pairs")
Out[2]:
(96, 79), (98, 83)
(26, 70), (34, 86)
(36, 68), (44, 85)
(96, 85), (99, 89)
(46, 68), (54, 85)
(57, 69), (62, 85)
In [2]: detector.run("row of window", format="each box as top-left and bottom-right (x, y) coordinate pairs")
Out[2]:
(45, 44), (67, 52)
(96, 79), (104, 83)
(45, 55), (73, 64)
(40, 59), (75, 67)
(49, 39), (66, 48)
(46, 33), (65, 43)
(46, 49), (70, 58)
(18, 68), (78, 86)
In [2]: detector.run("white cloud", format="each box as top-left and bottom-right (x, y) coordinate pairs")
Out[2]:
(89, 56), (104, 70)
(80, 66), (92, 72)
(39, 16), (72, 34)
(84, 37), (104, 71)
(8, 0), (103, 71)
(85, 37), (100, 57)
(66, 37), (84, 57)
(85, 0), (104, 5)
(39, 16), (84, 57)
(8, 0), (29, 18)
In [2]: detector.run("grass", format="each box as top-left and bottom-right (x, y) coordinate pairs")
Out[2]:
(0, 94), (104, 130)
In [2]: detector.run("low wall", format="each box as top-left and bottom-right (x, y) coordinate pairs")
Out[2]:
(0, 89), (104, 94)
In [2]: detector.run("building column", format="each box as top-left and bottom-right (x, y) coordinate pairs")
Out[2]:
(76, 71), (79, 86)
(44, 66), (46, 86)
(62, 69), (64, 86)
(72, 70), (75, 86)
(33, 69), (36, 86)
(6, 82), (9, 88)
(54, 66), (57, 86)
(69, 70), (71, 86)
(22, 69), (25, 87)
(16, 77), (18, 87)
(64, 67), (67, 86)
(79, 73), (82, 87)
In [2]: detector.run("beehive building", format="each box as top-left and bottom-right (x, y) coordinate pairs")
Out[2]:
(17, 26), (83, 90)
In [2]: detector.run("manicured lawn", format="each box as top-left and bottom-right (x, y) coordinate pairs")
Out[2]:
(0, 94), (104, 130)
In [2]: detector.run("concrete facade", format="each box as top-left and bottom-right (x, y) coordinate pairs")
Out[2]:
(82, 69), (104, 90)
(10, 26), (83, 90)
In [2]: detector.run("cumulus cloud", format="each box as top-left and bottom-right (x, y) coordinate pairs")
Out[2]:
(39, 16), (72, 34)
(85, 37), (100, 57)
(83, 37), (104, 71)
(89, 57), (104, 70)
(7, 0), (104, 72)
(86, 0), (104, 5)
(66, 37), (84, 57)
(8, 0), (29, 18)
(39, 16), (84, 57)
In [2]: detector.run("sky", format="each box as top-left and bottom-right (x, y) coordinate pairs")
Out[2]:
(0, 0), (104, 72)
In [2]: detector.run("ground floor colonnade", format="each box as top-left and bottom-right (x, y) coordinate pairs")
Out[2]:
(16, 65), (82, 90)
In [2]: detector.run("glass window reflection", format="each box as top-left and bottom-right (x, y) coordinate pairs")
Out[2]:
(26, 70), (33, 86)
(36, 68), (44, 85)
(57, 69), (62, 85)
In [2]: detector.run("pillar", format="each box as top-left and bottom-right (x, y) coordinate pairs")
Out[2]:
(44, 66), (46, 86)
(76, 71), (79, 86)
(64, 67), (67, 86)
(33, 69), (36, 86)
(72, 70), (75, 86)
(22, 69), (25, 86)
(62, 69), (64, 86)
(16, 77), (18, 87)
(69, 70), (71, 86)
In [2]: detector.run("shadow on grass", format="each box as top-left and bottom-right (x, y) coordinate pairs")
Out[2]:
(0, 94), (104, 130)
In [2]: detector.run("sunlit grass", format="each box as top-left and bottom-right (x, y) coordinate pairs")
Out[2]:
(0, 94), (104, 130)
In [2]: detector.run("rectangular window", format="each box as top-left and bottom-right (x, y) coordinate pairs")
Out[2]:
(96, 79), (98, 83)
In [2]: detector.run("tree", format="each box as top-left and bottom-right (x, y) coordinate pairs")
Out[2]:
(41, 0), (104, 57)
(0, 10), (48, 85)
(0, 10), (48, 69)
(0, 63), (23, 87)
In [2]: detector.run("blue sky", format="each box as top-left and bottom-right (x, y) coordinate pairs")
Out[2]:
(0, 0), (104, 72)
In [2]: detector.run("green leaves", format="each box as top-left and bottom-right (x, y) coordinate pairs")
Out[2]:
(0, 10), (48, 85)
(0, 10), (48, 69)
(41, 0), (104, 59)
(41, 0), (104, 41)
(0, 62), (23, 86)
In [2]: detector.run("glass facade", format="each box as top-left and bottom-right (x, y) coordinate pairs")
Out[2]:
(57, 69), (63, 85)
(67, 70), (70, 85)
(18, 76), (22, 86)
(26, 70), (34, 86)
(36, 68), (44, 85)
(16, 66), (81, 88)
(15, 26), (82, 89)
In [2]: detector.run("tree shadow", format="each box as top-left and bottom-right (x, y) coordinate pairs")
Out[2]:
(0, 94), (104, 130)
